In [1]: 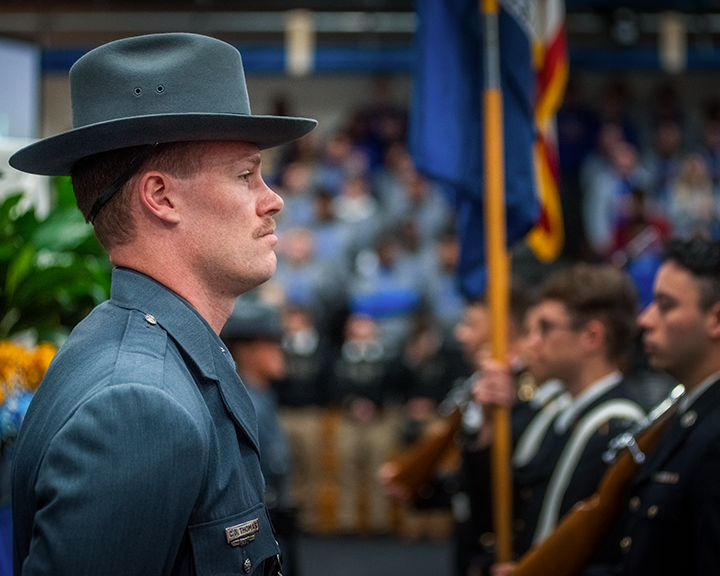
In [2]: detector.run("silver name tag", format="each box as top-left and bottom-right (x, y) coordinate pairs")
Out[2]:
(225, 518), (260, 547)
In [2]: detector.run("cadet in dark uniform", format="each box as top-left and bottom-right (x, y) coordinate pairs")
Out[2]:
(587, 238), (720, 576)
(475, 264), (646, 575)
(456, 285), (567, 576)
(276, 304), (336, 533)
(333, 312), (401, 533)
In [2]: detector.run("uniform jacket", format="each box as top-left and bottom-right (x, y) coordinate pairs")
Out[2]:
(454, 379), (567, 575)
(12, 268), (280, 576)
(599, 377), (720, 576)
(245, 384), (290, 511)
(514, 376), (645, 557)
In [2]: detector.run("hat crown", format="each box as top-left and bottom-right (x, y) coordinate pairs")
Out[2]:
(9, 32), (316, 176)
(70, 33), (252, 129)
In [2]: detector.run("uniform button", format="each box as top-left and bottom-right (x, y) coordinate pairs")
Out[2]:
(479, 532), (496, 548)
(620, 536), (632, 553)
(144, 314), (157, 325)
(681, 410), (697, 428)
(243, 558), (252, 573)
(647, 505), (659, 518)
(629, 496), (641, 512)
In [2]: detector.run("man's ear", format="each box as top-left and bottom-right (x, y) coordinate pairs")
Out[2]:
(581, 318), (606, 354)
(137, 171), (180, 224)
(706, 301), (720, 340)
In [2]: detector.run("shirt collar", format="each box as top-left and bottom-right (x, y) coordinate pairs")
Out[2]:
(530, 379), (566, 409)
(678, 371), (720, 413)
(109, 267), (225, 381)
(554, 371), (623, 434)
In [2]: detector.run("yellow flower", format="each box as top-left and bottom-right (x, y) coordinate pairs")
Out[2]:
(0, 341), (29, 394)
(0, 341), (57, 400)
(27, 342), (57, 391)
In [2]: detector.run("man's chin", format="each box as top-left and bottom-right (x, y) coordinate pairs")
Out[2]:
(643, 349), (661, 366)
(645, 354), (671, 375)
(233, 271), (275, 297)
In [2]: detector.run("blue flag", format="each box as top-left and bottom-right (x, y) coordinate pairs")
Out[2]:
(409, 0), (540, 299)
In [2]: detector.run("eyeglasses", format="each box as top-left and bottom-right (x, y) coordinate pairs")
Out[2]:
(534, 318), (576, 338)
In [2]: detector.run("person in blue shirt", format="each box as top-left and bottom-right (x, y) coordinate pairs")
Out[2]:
(8, 33), (316, 576)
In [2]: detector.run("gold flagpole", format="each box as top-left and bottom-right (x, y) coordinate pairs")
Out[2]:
(480, 0), (513, 563)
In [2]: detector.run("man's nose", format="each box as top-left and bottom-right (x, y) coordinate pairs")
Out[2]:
(637, 302), (656, 329)
(259, 183), (284, 216)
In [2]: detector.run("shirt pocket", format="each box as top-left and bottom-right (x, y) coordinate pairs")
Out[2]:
(188, 502), (280, 576)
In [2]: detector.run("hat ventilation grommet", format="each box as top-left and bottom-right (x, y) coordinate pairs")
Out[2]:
(134, 87), (143, 96)
(156, 85), (164, 94)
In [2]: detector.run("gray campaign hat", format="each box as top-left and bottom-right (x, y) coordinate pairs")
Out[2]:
(9, 32), (317, 176)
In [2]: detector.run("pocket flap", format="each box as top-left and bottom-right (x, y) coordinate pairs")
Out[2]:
(189, 503), (279, 576)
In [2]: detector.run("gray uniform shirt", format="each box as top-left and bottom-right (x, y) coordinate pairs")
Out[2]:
(12, 268), (279, 576)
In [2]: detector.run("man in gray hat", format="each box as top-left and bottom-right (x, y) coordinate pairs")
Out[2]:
(9, 33), (316, 576)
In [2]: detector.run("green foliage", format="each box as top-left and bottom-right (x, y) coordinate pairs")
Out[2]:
(0, 177), (112, 344)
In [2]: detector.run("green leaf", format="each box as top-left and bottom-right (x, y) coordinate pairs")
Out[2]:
(0, 186), (111, 342)
(32, 208), (94, 251)
(0, 192), (22, 214)
(4, 244), (36, 302)
(0, 307), (21, 339)
(0, 194), (24, 232)
(53, 176), (78, 210)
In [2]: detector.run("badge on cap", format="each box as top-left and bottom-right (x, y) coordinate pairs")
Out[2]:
(225, 518), (260, 547)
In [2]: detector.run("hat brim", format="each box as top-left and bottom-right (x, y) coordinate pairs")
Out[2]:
(9, 113), (317, 176)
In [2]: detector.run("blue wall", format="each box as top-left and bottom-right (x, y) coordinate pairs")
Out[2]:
(41, 43), (720, 75)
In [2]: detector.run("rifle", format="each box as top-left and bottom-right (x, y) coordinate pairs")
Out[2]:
(511, 384), (685, 576)
(381, 378), (472, 503)
(383, 407), (463, 502)
(381, 366), (532, 505)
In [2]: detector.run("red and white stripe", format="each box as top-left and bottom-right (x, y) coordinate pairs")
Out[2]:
(526, 0), (567, 261)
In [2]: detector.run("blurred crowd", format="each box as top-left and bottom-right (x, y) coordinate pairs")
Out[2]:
(559, 77), (720, 305)
(260, 75), (720, 351)
(241, 78), (468, 542)
(229, 74), (714, 548)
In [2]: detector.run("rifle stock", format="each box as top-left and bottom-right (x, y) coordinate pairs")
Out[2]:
(383, 408), (463, 503)
(511, 385), (684, 576)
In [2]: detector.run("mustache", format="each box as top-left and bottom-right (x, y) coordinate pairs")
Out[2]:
(253, 218), (277, 239)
